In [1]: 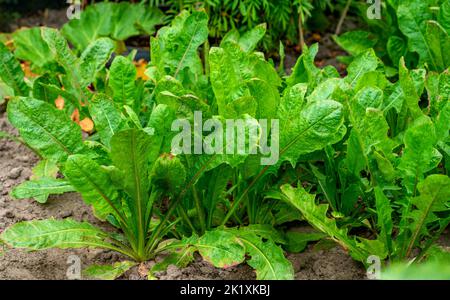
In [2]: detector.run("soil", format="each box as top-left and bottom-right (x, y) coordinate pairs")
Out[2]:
(0, 108), (367, 280)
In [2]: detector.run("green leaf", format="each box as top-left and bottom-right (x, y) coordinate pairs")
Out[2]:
(285, 231), (326, 253)
(62, 2), (164, 51)
(333, 31), (378, 56)
(110, 129), (153, 210)
(108, 56), (137, 108)
(401, 175), (450, 258)
(425, 20), (450, 72)
(398, 117), (437, 195)
(7, 97), (86, 163)
(0, 42), (28, 96)
(110, 2), (143, 41)
(110, 129), (156, 245)
(27, 159), (61, 203)
(192, 230), (246, 268)
(382, 261), (450, 280)
(345, 87), (395, 177)
(397, 0), (437, 69)
(135, 6), (165, 36)
(387, 35), (407, 67)
(239, 224), (287, 245)
(151, 11), (208, 80)
(287, 43), (321, 89)
(280, 184), (369, 263)
(222, 23), (267, 53)
(439, 0), (450, 34)
(0, 219), (112, 250)
(64, 155), (122, 221)
(237, 231), (294, 280)
(12, 27), (53, 69)
(79, 38), (115, 86)
(41, 28), (78, 73)
(83, 261), (137, 280)
(151, 243), (195, 273)
(151, 154), (186, 192)
(277, 99), (346, 168)
(374, 187), (393, 254)
(11, 178), (75, 203)
(399, 59), (424, 119)
(89, 94), (126, 149)
(345, 49), (381, 88)
(61, 2), (114, 51)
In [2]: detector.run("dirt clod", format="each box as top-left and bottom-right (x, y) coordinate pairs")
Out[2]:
(8, 167), (23, 179)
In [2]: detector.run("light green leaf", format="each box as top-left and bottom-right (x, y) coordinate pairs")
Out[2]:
(151, 154), (186, 192)
(280, 184), (369, 263)
(61, 2), (114, 51)
(277, 99), (346, 167)
(222, 23), (267, 53)
(345, 49), (381, 87)
(425, 20), (450, 72)
(11, 178), (75, 203)
(7, 97), (86, 163)
(89, 94), (126, 149)
(65, 155), (122, 221)
(334, 31), (378, 56)
(0, 219), (111, 250)
(84, 261), (137, 280)
(374, 187), (393, 254)
(397, 0), (437, 69)
(237, 231), (293, 280)
(108, 56), (137, 108)
(398, 117), (437, 195)
(439, 0), (450, 34)
(401, 175), (450, 258)
(193, 231), (246, 269)
(79, 38), (115, 86)
(151, 11), (208, 80)
(285, 231), (326, 253)
(0, 42), (28, 96)
(382, 261), (450, 280)
(12, 27), (53, 69)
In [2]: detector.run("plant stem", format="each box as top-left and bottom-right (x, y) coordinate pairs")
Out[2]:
(177, 206), (197, 234)
(336, 0), (352, 35)
(192, 186), (206, 234)
(203, 39), (210, 77)
(298, 10), (305, 51)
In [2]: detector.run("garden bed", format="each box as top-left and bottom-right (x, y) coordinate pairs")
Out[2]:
(0, 111), (366, 280)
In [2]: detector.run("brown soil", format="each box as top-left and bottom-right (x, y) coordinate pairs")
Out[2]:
(0, 109), (367, 280)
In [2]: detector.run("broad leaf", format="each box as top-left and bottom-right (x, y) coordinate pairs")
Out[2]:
(0, 219), (111, 250)
(83, 261), (137, 280)
(11, 178), (75, 203)
(0, 42), (28, 96)
(64, 155), (122, 220)
(7, 97), (86, 163)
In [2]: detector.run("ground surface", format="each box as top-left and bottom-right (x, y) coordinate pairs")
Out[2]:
(0, 108), (367, 280)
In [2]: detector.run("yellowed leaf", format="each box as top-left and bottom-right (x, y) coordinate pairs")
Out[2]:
(71, 109), (80, 123)
(79, 117), (94, 133)
(135, 59), (149, 80)
(55, 96), (65, 110)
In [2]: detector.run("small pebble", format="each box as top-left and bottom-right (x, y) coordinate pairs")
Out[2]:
(8, 167), (23, 179)
(18, 155), (30, 163)
(166, 265), (182, 277)
(58, 210), (73, 218)
(3, 210), (14, 219)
